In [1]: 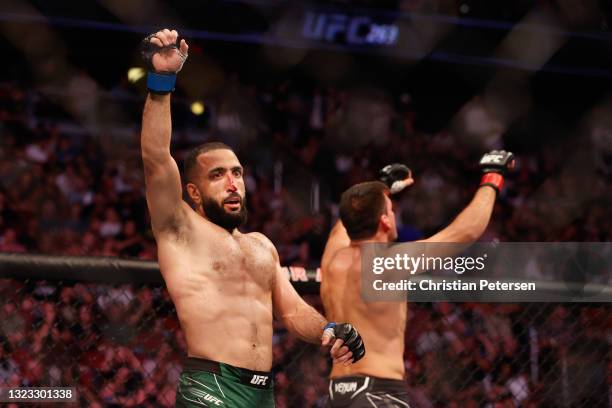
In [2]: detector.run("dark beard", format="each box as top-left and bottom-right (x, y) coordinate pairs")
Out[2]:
(202, 195), (247, 232)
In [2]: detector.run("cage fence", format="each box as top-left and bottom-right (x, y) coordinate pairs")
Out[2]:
(0, 258), (609, 408)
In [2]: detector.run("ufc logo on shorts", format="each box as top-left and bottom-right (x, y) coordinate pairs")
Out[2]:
(188, 388), (224, 406)
(201, 393), (223, 406)
(250, 375), (268, 386)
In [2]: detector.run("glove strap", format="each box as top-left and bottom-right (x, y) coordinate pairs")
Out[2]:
(323, 322), (336, 338)
(480, 173), (504, 193)
(147, 72), (177, 94)
(389, 179), (410, 195)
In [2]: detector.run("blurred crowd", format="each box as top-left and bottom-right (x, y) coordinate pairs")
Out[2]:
(0, 61), (611, 407)
(0, 282), (182, 406)
(1, 76), (611, 267)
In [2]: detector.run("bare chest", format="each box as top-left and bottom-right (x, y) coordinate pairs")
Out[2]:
(199, 234), (276, 291)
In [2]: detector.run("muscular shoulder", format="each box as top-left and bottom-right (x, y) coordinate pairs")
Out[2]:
(246, 231), (273, 245)
(244, 232), (279, 259)
(326, 246), (357, 275)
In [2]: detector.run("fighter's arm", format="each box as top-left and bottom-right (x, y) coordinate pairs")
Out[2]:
(140, 29), (190, 235)
(253, 233), (363, 364)
(272, 262), (360, 365)
(319, 171), (495, 250)
(142, 94), (187, 234)
(418, 186), (496, 243)
(419, 150), (514, 244)
(268, 240), (329, 345)
(321, 221), (350, 272)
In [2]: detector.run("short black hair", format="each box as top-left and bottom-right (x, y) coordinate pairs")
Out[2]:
(339, 181), (388, 240)
(183, 142), (234, 183)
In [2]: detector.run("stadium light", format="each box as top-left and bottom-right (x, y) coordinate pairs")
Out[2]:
(127, 67), (145, 83)
(191, 101), (205, 116)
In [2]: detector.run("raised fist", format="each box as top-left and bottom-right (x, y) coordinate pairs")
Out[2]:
(479, 150), (515, 175)
(479, 150), (515, 193)
(141, 29), (189, 73)
(379, 163), (414, 195)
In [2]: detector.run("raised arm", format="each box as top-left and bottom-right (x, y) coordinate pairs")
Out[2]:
(140, 29), (189, 235)
(419, 186), (496, 243)
(419, 150), (514, 244)
(142, 94), (183, 232)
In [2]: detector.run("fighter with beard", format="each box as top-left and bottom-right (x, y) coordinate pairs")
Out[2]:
(140, 29), (365, 407)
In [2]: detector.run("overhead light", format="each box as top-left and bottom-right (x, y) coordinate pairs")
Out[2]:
(127, 67), (145, 83)
(191, 101), (205, 116)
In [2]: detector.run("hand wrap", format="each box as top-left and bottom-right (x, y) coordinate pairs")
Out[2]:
(324, 322), (366, 363)
(141, 34), (188, 94)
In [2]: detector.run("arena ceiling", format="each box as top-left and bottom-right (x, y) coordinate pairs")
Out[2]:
(1, 0), (611, 135)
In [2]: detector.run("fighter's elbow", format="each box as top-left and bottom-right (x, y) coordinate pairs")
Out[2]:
(279, 313), (298, 334)
(141, 145), (169, 163)
(460, 223), (486, 243)
(142, 149), (173, 174)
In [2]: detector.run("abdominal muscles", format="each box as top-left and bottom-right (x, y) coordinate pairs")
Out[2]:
(167, 271), (274, 371)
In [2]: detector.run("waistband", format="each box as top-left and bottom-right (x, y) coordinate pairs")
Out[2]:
(183, 356), (273, 389)
(330, 375), (407, 393)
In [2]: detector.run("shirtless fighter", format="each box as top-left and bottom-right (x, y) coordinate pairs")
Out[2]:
(140, 29), (365, 407)
(321, 152), (515, 407)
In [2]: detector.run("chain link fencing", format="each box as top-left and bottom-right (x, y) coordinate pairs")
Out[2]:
(0, 259), (609, 408)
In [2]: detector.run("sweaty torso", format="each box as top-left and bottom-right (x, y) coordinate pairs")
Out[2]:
(322, 245), (407, 380)
(157, 208), (276, 371)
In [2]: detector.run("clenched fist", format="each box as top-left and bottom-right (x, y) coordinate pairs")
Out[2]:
(141, 28), (189, 73)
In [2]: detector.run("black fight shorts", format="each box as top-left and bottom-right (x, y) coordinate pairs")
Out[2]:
(326, 376), (412, 407)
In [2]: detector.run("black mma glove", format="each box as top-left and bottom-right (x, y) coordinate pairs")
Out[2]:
(323, 322), (366, 363)
(478, 150), (515, 194)
(379, 163), (413, 195)
(141, 30), (188, 94)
